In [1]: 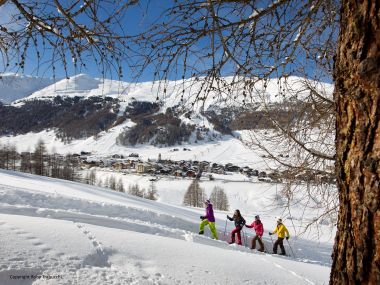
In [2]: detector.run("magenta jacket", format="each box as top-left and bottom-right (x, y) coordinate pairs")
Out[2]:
(246, 220), (264, 237)
(204, 203), (216, 222)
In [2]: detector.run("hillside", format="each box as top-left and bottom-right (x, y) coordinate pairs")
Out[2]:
(0, 169), (332, 284)
(0, 73), (334, 168)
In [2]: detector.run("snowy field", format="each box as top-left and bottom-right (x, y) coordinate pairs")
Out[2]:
(0, 169), (333, 284)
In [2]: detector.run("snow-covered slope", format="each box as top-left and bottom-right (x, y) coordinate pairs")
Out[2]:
(15, 73), (333, 109)
(0, 73), (54, 104)
(0, 74), (332, 154)
(0, 73), (334, 170)
(0, 169), (332, 284)
(25, 74), (126, 101)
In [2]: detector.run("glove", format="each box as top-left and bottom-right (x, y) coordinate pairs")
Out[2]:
(286, 236), (289, 240)
(200, 216), (204, 220)
(269, 232), (272, 235)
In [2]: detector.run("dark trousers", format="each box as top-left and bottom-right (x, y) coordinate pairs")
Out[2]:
(251, 235), (264, 251)
(230, 227), (242, 245)
(273, 237), (286, 255)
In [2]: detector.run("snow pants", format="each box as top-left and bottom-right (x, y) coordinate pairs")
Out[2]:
(251, 235), (264, 251)
(273, 237), (286, 255)
(199, 219), (218, 239)
(230, 227), (242, 245)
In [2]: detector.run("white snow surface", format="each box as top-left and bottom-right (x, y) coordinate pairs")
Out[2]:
(0, 169), (332, 284)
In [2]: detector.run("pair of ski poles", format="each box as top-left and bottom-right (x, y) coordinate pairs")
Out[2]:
(223, 219), (248, 246)
(269, 234), (296, 258)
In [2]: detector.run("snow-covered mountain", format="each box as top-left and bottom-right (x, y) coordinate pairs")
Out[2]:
(0, 73), (54, 104)
(4, 73), (333, 109)
(0, 169), (332, 284)
(0, 73), (334, 170)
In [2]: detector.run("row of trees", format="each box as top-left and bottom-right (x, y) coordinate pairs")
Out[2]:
(183, 180), (229, 211)
(128, 182), (158, 201)
(0, 141), (159, 200)
(0, 140), (77, 180)
(86, 170), (159, 201)
(84, 170), (125, 193)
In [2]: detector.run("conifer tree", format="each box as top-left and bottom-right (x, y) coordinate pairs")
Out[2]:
(116, 178), (125, 193)
(33, 140), (46, 176)
(128, 184), (144, 197)
(145, 181), (158, 200)
(210, 186), (229, 211)
(183, 179), (206, 207)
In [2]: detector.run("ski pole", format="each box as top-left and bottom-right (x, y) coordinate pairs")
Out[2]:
(242, 229), (247, 247)
(286, 239), (296, 258)
(260, 236), (268, 253)
(223, 219), (228, 241)
(270, 234), (274, 253)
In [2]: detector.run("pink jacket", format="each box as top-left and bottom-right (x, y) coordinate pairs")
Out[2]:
(246, 220), (264, 237)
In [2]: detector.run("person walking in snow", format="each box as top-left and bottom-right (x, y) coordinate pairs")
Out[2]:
(227, 209), (246, 245)
(269, 218), (290, 255)
(245, 215), (264, 252)
(199, 199), (218, 240)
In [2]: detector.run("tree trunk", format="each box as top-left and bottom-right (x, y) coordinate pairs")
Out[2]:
(331, 1), (380, 284)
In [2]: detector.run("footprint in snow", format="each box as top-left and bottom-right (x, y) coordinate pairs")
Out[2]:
(41, 247), (52, 253)
(8, 257), (24, 262)
(25, 236), (38, 240)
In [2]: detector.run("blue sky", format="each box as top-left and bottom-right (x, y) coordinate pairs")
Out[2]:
(0, 1), (335, 83)
(0, 1), (168, 81)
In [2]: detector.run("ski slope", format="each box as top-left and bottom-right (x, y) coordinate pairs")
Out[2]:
(0, 169), (332, 284)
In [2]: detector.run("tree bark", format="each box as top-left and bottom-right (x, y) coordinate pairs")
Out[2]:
(331, 1), (380, 284)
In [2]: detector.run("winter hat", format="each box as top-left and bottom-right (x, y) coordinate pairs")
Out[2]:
(205, 199), (211, 204)
(277, 218), (283, 223)
(255, 215), (260, 220)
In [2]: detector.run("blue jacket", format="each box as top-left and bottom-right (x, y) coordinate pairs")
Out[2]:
(227, 215), (245, 228)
